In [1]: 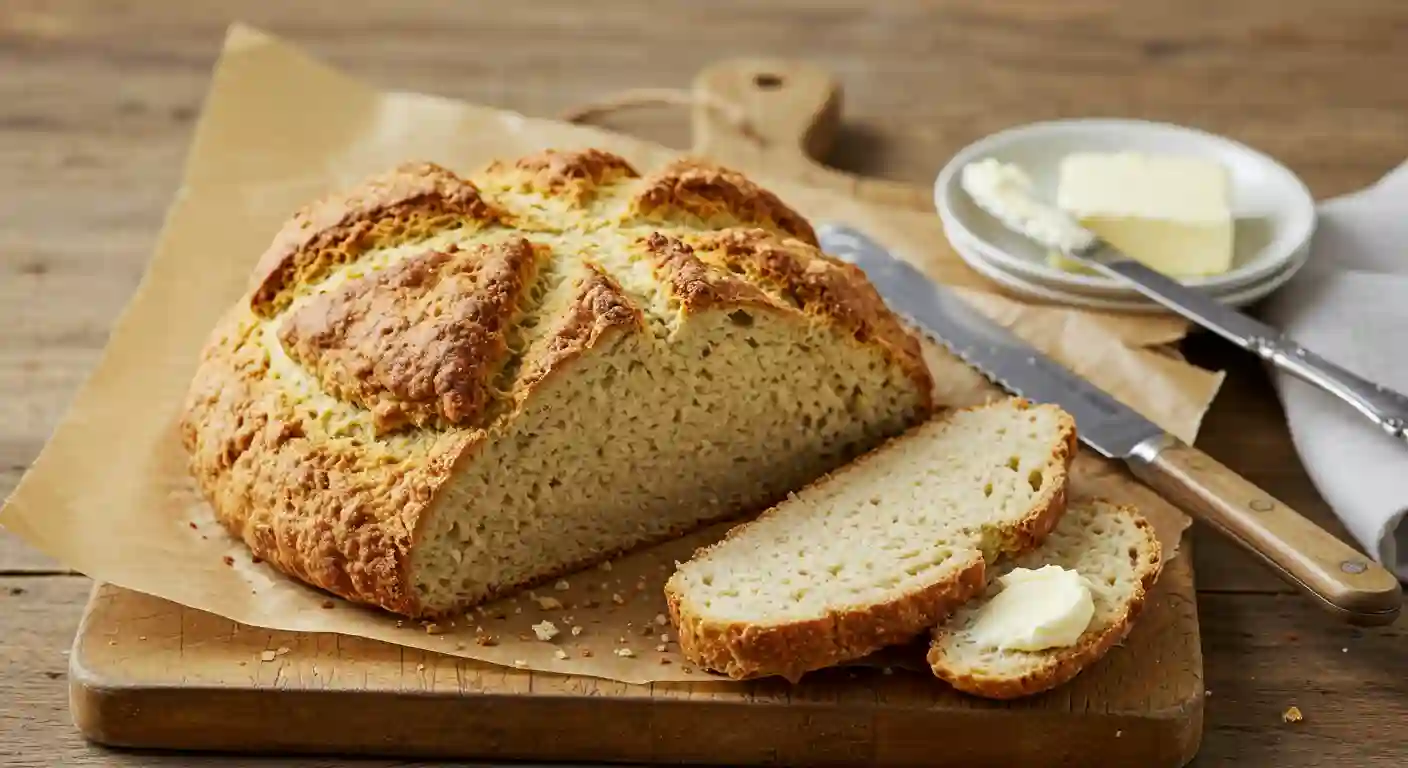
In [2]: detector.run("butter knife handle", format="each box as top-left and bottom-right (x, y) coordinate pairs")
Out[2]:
(1081, 245), (1408, 442)
(1128, 437), (1402, 624)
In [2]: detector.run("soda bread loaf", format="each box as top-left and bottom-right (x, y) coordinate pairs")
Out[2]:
(180, 150), (932, 619)
(927, 500), (1163, 699)
(666, 399), (1077, 682)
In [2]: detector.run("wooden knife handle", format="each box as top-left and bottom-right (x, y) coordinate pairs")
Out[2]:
(1129, 438), (1402, 624)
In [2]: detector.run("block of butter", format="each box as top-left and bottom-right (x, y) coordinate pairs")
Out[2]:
(967, 565), (1095, 652)
(1053, 151), (1234, 278)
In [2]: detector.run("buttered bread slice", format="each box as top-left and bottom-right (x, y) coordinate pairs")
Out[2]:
(928, 500), (1162, 699)
(666, 399), (1077, 682)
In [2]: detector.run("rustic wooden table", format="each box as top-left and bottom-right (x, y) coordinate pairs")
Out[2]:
(2, 1), (1405, 766)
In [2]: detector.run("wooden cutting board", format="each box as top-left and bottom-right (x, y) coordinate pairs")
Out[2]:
(68, 59), (1204, 767)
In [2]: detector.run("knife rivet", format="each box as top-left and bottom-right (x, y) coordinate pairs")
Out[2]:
(1248, 498), (1275, 512)
(1340, 560), (1368, 575)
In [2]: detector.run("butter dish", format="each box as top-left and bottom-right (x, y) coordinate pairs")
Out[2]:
(935, 119), (1316, 310)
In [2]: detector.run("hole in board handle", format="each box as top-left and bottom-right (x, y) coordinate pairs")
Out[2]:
(753, 73), (784, 90)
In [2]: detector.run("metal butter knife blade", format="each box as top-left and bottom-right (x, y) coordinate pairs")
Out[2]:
(818, 223), (1401, 625)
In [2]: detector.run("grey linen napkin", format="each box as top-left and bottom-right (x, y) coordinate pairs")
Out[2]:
(1263, 162), (1408, 580)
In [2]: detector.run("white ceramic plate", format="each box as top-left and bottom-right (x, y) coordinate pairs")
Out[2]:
(935, 118), (1316, 299)
(949, 225), (1310, 313)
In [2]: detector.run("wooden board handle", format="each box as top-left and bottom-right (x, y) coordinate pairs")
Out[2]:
(1130, 439), (1402, 624)
(691, 58), (924, 208)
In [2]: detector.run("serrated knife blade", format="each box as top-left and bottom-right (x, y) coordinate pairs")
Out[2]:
(817, 223), (1400, 625)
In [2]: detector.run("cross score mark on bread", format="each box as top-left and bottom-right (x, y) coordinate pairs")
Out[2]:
(180, 150), (933, 619)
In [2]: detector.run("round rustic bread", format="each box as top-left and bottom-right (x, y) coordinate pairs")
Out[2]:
(181, 149), (932, 618)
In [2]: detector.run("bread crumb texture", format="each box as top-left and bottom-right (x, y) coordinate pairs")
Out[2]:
(666, 399), (1077, 682)
(180, 150), (932, 619)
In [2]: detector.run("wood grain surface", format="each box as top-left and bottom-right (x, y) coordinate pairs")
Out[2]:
(2, 1), (1406, 766)
(57, 50), (1205, 764)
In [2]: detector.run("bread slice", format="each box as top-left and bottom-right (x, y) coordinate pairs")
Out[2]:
(666, 399), (1077, 682)
(181, 150), (933, 619)
(927, 500), (1163, 699)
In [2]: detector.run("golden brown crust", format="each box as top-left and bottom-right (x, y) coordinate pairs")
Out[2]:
(926, 506), (1164, 700)
(640, 232), (783, 315)
(665, 400), (1075, 682)
(278, 239), (546, 433)
(181, 307), (479, 616)
(482, 148), (640, 204)
(250, 162), (507, 316)
(691, 228), (933, 412)
(183, 149), (934, 618)
(513, 262), (644, 395)
(629, 158), (819, 245)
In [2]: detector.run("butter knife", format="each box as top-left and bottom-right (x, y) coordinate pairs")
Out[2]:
(958, 159), (1408, 444)
(819, 223), (1402, 625)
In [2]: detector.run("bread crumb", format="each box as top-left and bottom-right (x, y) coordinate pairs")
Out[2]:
(611, 593), (625, 605)
(1115, 730), (1122, 738)
(1342, 647), (1348, 653)
(474, 625), (485, 634)
(534, 596), (563, 611)
(532, 620), (560, 642)
(475, 635), (499, 647)
(655, 644), (668, 652)
(682, 665), (694, 674)
(617, 636), (627, 644)
(583, 598), (600, 609)
(107, 640), (116, 647)
(513, 660), (529, 669)
(517, 633), (533, 642)
(599, 561), (613, 572)
(564, 615), (575, 624)
(138, 636), (147, 641)
(237, 661), (247, 666)
(659, 633), (670, 643)
(654, 614), (668, 627)
(455, 642), (467, 650)
(554, 580), (571, 591)
(554, 649), (569, 660)
(514, 606), (522, 614)
(396, 620), (404, 628)
(320, 600), (335, 609)
(425, 622), (445, 635)
(1282, 706), (1303, 723)
(275, 647), (290, 656)
(260, 650), (277, 662)
(882, 667), (894, 676)
(635, 581), (647, 592)
(580, 649), (594, 658)
(571, 625), (584, 637)
(614, 648), (635, 658)
(222, 555), (234, 566)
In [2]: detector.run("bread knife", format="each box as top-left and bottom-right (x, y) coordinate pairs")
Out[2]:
(817, 223), (1402, 625)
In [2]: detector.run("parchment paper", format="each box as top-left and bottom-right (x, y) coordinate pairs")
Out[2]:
(0, 25), (1222, 685)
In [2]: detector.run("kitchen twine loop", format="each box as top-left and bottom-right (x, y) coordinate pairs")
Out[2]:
(560, 88), (765, 145)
